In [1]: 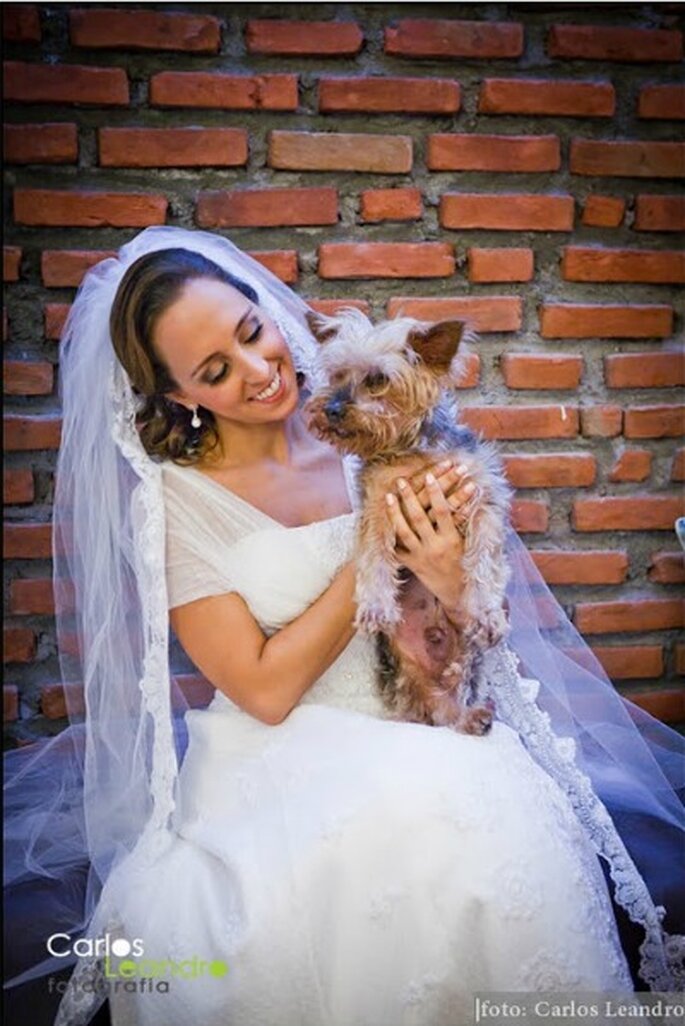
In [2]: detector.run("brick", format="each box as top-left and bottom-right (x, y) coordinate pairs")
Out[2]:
(501, 353), (582, 390)
(386, 297), (522, 333)
(14, 189), (167, 228)
(45, 304), (70, 340)
(360, 189), (422, 223)
(548, 24), (683, 62)
(70, 8), (220, 52)
(467, 248), (533, 283)
(581, 195), (625, 227)
(604, 351), (684, 389)
(573, 495), (684, 531)
(4, 415), (61, 451)
(624, 405), (684, 439)
(196, 187), (337, 228)
(248, 251), (298, 284)
(3, 246), (21, 282)
(4, 361), (54, 396)
(574, 598), (683, 634)
(511, 500), (549, 533)
(580, 405), (623, 437)
(307, 299), (371, 317)
(3, 5), (40, 43)
(4, 687), (18, 723)
(570, 139), (685, 179)
(649, 551), (685, 584)
(672, 449), (685, 481)
(246, 19), (363, 56)
(478, 78), (615, 117)
(269, 131), (412, 174)
(319, 76), (459, 114)
(150, 72), (297, 111)
(99, 127), (247, 168)
(3, 60), (129, 106)
(608, 450), (652, 483)
(8, 578), (54, 615)
(3, 123), (78, 164)
(440, 193), (573, 231)
(678, 645), (685, 675)
(539, 304), (673, 339)
(41, 683), (84, 720)
(4, 468), (34, 504)
(530, 550), (627, 585)
(384, 19), (523, 58)
(634, 195), (685, 233)
(562, 246), (685, 284)
(174, 673), (215, 711)
(628, 689), (684, 725)
(460, 406), (578, 440)
(4, 627), (36, 664)
(319, 243), (454, 279)
(41, 250), (116, 288)
(503, 453), (595, 488)
(591, 646), (663, 679)
(638, 84), (685, 120)
(4, 522), (52, 559)
(428, 134), (560, 173)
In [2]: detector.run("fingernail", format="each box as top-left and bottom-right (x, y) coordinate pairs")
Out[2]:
(386, 493), (395, 506)
(463, 481), (475, 494)
(397, 478), (408, 490)
(426, 472), (436, 485)
(438, 459), (452, 470)
(456, 463), (467, 476)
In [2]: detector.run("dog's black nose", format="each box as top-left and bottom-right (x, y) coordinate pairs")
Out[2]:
(324, 394), (348, 423)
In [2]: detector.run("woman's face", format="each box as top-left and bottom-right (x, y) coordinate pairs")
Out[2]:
(152, 276), (299, 425)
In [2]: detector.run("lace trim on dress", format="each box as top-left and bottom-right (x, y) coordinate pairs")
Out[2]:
(484, 641), (685, 993)
(55, 366), (181, 1026)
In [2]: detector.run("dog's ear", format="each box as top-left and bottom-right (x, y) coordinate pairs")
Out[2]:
(408, 320), (467, 375)
(305, 309), (338, 345)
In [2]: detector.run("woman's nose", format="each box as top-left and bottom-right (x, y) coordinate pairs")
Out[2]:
(235, 347), (271, 381)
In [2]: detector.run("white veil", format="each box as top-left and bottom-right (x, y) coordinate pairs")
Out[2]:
(3, 227), (683, 1025)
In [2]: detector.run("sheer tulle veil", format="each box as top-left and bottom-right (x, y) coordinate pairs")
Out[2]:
(3, 227), (684, 1021)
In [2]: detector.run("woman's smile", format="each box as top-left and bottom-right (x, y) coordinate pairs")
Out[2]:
(249, 366), (286, 404)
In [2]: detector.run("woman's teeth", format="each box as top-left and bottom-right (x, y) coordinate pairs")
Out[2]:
(253, 370), (282, 401)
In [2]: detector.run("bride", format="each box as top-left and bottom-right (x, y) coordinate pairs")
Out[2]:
(4, 228), (683, 1026)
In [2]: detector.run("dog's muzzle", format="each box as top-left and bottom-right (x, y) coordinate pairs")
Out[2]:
(323, 390), (350, 424)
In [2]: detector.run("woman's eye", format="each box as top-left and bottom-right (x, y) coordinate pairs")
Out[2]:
(245, 323), (263, 344)
(365, 372), (389, 393)
(205, 363), (229, 385)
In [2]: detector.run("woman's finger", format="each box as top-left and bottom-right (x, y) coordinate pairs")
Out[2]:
(447, 480), (476, 533)
(385, 493), (419, 552)
(425, 473), (456, 537)
(396, 478), (434, 543)
(413, 461), (467, 509)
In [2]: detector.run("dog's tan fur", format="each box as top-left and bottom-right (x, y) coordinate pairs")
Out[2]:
(305, 307), (512, 736)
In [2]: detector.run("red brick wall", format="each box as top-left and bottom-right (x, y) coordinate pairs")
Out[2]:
(3, 3), (684, 743)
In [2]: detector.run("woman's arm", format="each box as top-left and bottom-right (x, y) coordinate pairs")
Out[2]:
(170, 562), (357, 727)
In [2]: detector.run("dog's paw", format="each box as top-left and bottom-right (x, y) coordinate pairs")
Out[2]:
(440, 660), (464, 690)
(463, 704), (494, 737)
(355, 603), (401, 635)
(470, 607), (508, 650)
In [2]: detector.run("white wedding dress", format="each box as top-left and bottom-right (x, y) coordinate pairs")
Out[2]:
(102, 459), (633, 1026)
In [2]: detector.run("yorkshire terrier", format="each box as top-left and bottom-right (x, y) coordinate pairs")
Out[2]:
(305, 308), (512, 736)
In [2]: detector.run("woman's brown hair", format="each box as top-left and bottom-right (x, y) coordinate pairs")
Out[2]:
(109, 247), (259, 464)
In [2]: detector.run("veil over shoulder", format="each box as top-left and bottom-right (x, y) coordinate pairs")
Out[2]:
(3, 228), (684, 1023)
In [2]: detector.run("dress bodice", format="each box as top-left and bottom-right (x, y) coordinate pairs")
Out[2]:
(161, 459), (391, 720)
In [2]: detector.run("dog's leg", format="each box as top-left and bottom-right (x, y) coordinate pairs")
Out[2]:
(354, 504), (402, 634)
(460, 499), (510, 650)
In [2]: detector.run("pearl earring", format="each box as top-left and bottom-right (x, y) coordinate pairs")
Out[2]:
(190, 405), (201, 429)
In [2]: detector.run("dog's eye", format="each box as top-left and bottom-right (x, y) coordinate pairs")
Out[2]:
(364, 372), (389, 393)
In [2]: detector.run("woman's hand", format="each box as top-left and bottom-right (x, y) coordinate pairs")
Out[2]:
(405, 459), (472, 529)
(385, 473), (474, 612)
